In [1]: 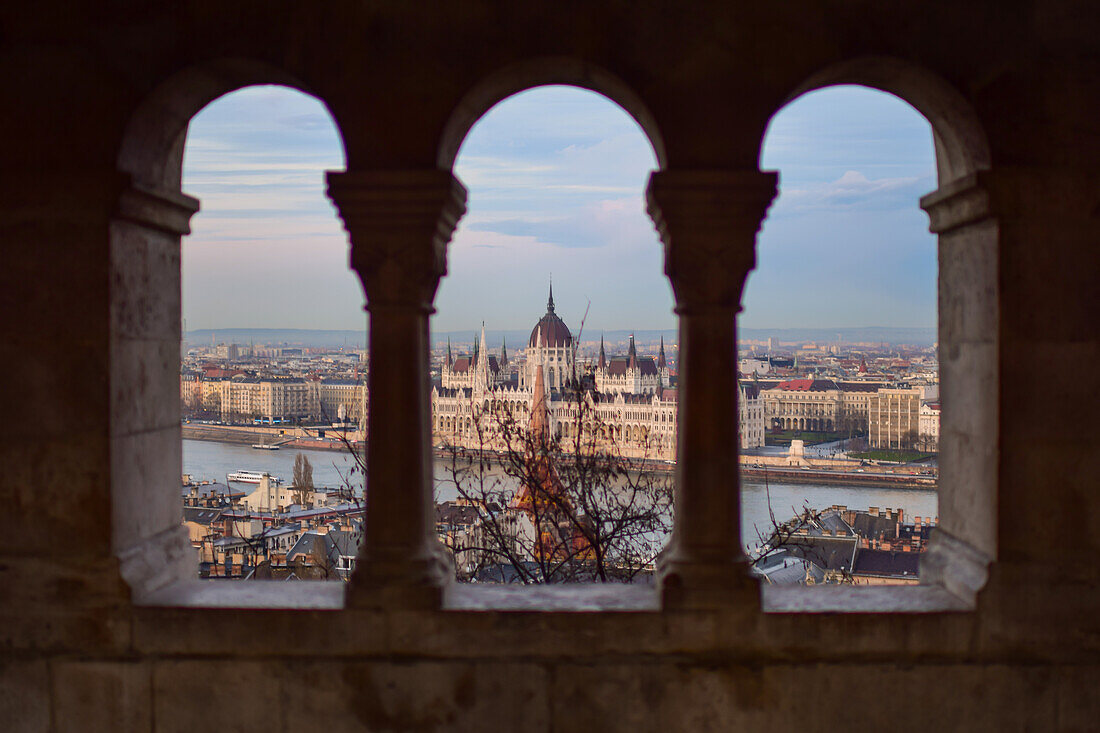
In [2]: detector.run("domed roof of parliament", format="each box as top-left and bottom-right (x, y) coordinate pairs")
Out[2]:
(529, 283), (574, 348)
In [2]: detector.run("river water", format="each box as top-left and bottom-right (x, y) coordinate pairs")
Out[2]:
(183, 439), (938, 552)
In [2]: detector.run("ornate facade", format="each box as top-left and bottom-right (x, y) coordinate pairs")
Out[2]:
(432, 287), (765, 460)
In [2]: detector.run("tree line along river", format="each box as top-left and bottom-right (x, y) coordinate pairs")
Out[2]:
(183, 439), (939, 552)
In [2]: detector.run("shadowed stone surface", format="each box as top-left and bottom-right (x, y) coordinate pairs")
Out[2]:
(1, 1), (1097, 730)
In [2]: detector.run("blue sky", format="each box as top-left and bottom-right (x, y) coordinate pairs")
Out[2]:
(181, 84), (936, 333)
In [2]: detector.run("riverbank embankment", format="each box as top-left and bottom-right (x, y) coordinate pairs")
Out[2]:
(181, 424), (362, 452)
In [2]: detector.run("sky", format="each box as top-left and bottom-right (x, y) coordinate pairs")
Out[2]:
(181, 84), (936, 334)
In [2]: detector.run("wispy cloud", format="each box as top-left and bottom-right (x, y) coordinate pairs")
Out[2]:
(773, 170), (930, 214)
(462, 197), (651, 249)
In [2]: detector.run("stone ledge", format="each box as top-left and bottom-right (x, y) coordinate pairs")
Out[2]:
(139, 579), (346, 610)
(762, 584), (971, 613)
(135, 580), (976, 614)
(443, 583), (661, 612)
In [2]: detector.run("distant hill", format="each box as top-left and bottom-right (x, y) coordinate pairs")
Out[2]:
(185, 329), (367, 349)
(739, 326), (936, 346)
(187, 325), (936, 350)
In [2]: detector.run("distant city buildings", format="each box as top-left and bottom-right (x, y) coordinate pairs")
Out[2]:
(181, 473), (363, 580)
(181, 355), (367, 424)
(181, 291), (940, 455)
(752, 505), (937, 586)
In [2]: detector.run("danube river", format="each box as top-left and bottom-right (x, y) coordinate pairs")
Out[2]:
(184, 439), (938, 551)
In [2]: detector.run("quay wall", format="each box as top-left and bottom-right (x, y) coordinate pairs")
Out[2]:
(182, 424), (363, 451)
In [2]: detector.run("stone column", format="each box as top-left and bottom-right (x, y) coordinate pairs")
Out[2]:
(112, 180), (202, 600)
(919, 167), (1096, 609)
(327, 170), (466, 609)
(646, 169), (777, 609)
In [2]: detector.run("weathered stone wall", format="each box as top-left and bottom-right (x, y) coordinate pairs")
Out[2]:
(1, 2), (1097, 730)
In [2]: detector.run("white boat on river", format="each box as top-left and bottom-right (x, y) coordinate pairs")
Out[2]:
(226, 470), (282, 485)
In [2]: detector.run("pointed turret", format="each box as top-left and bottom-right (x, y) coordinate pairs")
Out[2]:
(657, 335), (666, 370)
(546, 279), (555, 314)
(627, 333), (638, 370)
(500, 336), (508, 367)
(446, 337), (453, 367)
(598, 335), (607, 370)
(529, 363), (550, 439)
(476, 322), (490, 389)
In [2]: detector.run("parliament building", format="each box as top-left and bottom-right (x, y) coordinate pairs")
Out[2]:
(432, 286), (766, 459)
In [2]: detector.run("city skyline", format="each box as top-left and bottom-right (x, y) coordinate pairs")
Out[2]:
(183, 325), (939, 351)
(181, 84), (937, 333)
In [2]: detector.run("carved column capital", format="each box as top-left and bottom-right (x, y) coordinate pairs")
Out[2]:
(327, 169), (467, 311)
(921, 167), (1100, 234)
(116, 181), (200, 236)
(646, 169), (778, 311)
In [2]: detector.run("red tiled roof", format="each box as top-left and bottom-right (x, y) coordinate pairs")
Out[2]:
(777, 378), (814, 391)
(605, 356), (658, 376)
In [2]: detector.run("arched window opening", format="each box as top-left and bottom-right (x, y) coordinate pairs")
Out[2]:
(743, 86), (942, 591)
(177, 86), (367, 583)
(432, 85), (675, 587)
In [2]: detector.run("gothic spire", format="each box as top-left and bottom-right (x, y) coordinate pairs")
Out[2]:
(657, 335), (666, 370)
(598, 335), (606, 370)
(446, 336), (452, 367)
(546, 278), (555, 313)
(529, 364), (549, 438)
(500, 335), (508, 367)
(627, 333), (637, 370)
(478, 322), (489, 372)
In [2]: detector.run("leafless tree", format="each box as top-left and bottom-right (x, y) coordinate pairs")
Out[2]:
(438, 383), (674, 584)
(836, 405), (866, 442)
(291, 452), (314, 505)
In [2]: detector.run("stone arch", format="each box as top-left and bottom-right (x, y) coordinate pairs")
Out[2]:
(759, 59), (998, 603)
(767, 56), (990, 184)
(110, 60), (348, 600)
(118, 58), (346, 191)
(437, 56), (666, 171)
